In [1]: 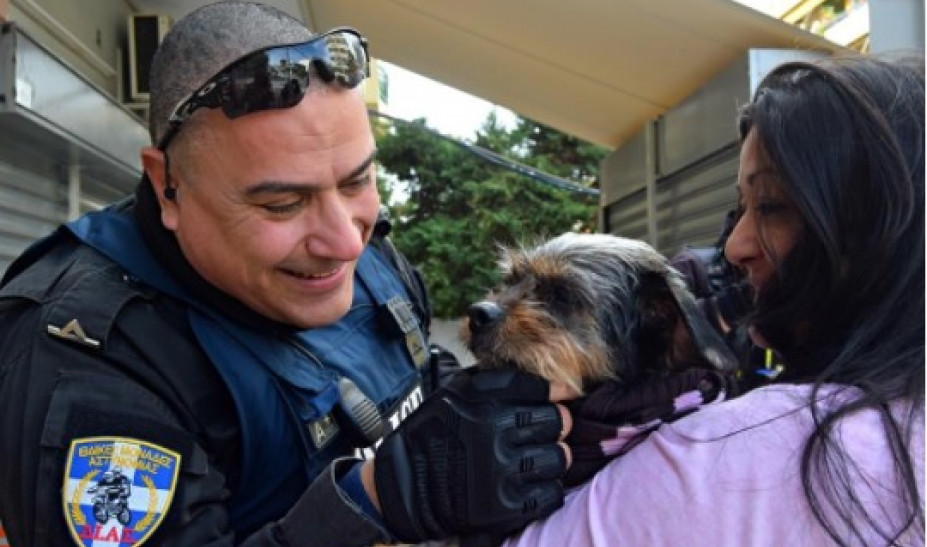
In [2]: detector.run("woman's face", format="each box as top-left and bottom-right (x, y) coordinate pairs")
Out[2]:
(724, 128), (802, 346)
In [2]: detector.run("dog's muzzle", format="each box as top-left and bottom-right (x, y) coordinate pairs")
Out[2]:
(468, 301), (503, 334)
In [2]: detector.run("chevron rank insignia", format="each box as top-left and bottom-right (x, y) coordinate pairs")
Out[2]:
(62, 437), (181, 546)
(47, 319), (101, 349)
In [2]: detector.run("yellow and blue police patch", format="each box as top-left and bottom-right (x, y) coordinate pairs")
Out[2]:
(61, 436), (180, 547)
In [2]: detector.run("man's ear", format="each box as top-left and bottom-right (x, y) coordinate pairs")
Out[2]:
(140, 146), (179, 231)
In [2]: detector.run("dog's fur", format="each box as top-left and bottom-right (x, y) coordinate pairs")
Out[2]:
(463, 232), (737, 395)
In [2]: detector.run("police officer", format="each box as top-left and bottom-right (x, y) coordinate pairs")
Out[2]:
(0, 2), (571, 545)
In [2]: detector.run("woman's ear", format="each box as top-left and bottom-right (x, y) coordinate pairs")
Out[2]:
(140, 147), (179, 231)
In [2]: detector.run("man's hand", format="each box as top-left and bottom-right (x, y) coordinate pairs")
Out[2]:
(367, 368), (572, 543)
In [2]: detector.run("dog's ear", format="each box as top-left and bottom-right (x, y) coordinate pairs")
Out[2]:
(666, 279), (740, 373)
(635, 272), (739, 375)
(632, 273), (682, 374)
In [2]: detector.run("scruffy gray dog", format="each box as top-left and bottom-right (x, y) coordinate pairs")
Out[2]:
(463, 232), (737, 395)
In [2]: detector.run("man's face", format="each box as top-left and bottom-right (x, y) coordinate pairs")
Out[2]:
(157, 88), (379, 328)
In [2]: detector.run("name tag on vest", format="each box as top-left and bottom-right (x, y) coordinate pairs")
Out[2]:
(306, 414), (340, 450)
(386, 297), (428, 368)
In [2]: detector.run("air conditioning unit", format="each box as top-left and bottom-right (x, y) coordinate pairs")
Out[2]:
(127, 14), (171, 102)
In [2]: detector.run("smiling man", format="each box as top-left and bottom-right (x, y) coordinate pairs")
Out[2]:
(144, 76), (380, 329)
(0, 2), (571, 546)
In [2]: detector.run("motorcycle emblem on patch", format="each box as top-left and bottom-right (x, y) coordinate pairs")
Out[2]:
(62, 436), (181, 546)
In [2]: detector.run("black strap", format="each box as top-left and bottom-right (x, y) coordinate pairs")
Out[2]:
(369, 210), (431, 338)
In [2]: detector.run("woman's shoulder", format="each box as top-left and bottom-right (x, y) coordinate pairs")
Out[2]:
(664, 383), (821, 440)
(670, 382), (922, 440)
(662, 382), (923, 486)
(506, 384), (829, 546)
(505, 383), (922, 547)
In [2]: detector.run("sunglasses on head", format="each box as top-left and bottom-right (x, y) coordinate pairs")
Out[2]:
(157, 27), (369, 150)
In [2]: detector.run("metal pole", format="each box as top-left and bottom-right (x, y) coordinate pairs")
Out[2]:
(67, 158), (80, 220)
(644, 121), (658, 249)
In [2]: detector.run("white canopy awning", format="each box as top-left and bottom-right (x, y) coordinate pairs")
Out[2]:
(300, 0), (844, 148)
(134, 0), (846, 148)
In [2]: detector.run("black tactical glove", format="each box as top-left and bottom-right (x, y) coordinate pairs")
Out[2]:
(374, 368), (566, 543)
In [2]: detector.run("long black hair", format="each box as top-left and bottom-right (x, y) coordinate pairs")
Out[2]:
(738, 53), (924, 546)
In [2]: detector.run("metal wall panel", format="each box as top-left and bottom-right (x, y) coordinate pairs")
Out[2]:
(601, 145), (738, 257)
(9, 27), (149, 174)
(80, 170), (136, 214)
(0, 147), (134, 275)
(602, 188), (648, 241)
(657, 57), (749, 177)
(655, 146), (739, 256)
(0, 23), (145, 276)
(599, 128), (648, 204)
(0, 157), (66, 274)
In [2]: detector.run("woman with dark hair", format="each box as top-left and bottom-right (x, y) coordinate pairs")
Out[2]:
(504, 53), (924, 546)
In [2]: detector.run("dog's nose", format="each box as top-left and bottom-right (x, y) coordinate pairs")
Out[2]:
(468, 301), (503, 333)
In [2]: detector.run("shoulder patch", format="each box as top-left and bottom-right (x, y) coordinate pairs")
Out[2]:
(62, 437), (181, 546)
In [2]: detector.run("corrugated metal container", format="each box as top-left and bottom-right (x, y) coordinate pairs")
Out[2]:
(0, 23), (147, 274)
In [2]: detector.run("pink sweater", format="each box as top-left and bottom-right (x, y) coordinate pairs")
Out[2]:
(505, 384), (924, 547)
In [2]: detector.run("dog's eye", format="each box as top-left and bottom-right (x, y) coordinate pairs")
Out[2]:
(536, 282), (578, 314)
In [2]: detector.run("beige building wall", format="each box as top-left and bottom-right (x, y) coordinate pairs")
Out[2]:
(363, 59), (387, 112)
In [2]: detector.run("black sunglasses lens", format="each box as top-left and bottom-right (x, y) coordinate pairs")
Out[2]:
(217, 30), (367, 119)
(220, 55), (309, 117)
